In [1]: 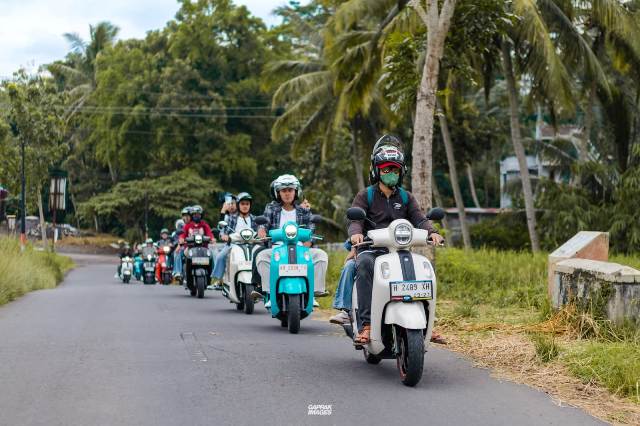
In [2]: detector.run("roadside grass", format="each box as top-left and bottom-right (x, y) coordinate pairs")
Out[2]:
(0, 238), (74, 306)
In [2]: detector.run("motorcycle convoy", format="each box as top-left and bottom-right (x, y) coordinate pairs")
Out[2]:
(112, 135), (446, 387)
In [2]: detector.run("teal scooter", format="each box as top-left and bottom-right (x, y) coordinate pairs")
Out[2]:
(254, 215), (323, 334)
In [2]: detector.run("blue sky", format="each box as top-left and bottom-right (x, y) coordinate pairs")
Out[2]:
(0, 0), (302, 77)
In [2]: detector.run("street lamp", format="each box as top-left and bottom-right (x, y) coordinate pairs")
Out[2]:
(49, 168), (67, 251)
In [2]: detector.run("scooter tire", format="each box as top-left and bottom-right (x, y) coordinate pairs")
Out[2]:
(123, 276), (130, 284)
(396, 328), (424, 387)
(196, 276), (205, 299)
(190, 287), (197, 297)
(363, 348), (382, 365)
(243, 284), (254, 315)
(287, 295), (301, 334)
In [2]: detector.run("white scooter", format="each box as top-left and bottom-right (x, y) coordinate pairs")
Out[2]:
(218, 222), (260, 314)
(120, 256), (133, 284)
(344, 206), (445, 387)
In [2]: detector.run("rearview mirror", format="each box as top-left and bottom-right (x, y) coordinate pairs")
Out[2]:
(254, 216), (268, 226)
(346, 207), (366, 221)
(427, 207), (445, 221)
(310, 214), (323, 224)
(217, 221), (228, 230)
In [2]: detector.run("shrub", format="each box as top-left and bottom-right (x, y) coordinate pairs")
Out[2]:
(470, 212), (530, 251)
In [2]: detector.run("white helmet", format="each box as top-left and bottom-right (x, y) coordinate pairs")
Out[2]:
(274, 174), (302, 201)
(175, 219), (185, 231)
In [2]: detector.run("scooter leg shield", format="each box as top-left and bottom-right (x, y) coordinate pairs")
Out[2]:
(384, 302), (427, 330)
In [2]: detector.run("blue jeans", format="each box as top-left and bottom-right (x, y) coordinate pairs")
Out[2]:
(332, 259), (356, 310)
(173, 249), (184, 276)
(213, 245), (230, 279)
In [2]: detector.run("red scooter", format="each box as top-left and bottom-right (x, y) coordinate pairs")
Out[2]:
(156, 244), (173, 285)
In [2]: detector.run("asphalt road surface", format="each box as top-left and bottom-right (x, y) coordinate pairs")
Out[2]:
(0, 254), (604, 426)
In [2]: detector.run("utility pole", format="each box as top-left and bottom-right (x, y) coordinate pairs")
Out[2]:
(10, 122), (26, 251)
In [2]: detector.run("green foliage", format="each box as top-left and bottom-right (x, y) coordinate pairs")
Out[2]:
(78, 169), (220, 234)
(566, 342), (640, 401)
(531, 333), (561, 363)
(452, 299), (479, 318)
(0, 238), (74, 306)
(470, 213), (531, 251)
(437, 248), (548, 308)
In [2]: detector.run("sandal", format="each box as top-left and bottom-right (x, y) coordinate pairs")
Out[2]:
(430, 332), (447, 345)
(354, 324), (371, 345)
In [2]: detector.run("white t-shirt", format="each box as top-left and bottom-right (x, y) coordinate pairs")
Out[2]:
(234, 215), (252, 233)
(278, 208), (297, 229)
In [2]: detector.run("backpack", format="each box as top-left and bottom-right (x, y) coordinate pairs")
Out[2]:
(366, 185), (409, 209)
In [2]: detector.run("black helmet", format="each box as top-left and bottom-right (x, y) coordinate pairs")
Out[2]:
(369, 134), (407, 186)
(236, 192), (252, 203)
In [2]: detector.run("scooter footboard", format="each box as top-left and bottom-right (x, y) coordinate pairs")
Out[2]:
(384, 302), (427, 329)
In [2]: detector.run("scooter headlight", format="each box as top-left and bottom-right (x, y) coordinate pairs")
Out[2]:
(240, 229), (253, 241)
(195, 234), (203, 244)
(394, 223), (413, 245)
(163, 246), (170, 253)
(284, 224), (298, 239)
(147, 254), (152, 261)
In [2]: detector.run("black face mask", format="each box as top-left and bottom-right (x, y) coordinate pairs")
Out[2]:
(192, 215), (202, 223)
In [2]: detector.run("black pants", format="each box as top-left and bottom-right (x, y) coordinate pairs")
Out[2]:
(251, 244), (269, 288)
(355, 250), (385, 326)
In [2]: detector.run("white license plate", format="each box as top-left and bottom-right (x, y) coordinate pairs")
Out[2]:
(238, 260), (252, 270)
(390, 280), (433, 301)
(279, 264), (307, 277)
(123, 270), (131, 275)
(192, 257), (210, 265)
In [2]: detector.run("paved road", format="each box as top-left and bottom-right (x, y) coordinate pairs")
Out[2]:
(0, 254), (603, 426)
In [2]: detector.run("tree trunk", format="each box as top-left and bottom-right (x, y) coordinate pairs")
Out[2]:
(432, 173), (448, 231)
(410, 0), (457, 212)
(37, 183), (47, 250)
(501, 39), (540, 252)
(437, 101), (471, 249)
(351, 125), (365, 191)
(466, 163), (482, 208)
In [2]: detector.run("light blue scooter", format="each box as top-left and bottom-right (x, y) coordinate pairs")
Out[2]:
(254, 215), (322, 334)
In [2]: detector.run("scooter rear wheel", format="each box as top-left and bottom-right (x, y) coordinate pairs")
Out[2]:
(396, 328), (424, 387)
(122, 276), (130, 284)
(287, 295), (301, 334)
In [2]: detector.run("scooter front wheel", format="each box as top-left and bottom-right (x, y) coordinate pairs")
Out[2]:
(363, 347), (382, 364)
(243, 284), (255, 315)
(396, 328), (424, 387)
(287, 295), (300, 334)
(196, 276), (206, 299)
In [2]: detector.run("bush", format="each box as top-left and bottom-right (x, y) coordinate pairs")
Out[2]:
(0, 238), (74, 306)
(531, 333), (560, 363)
(470, 212), (530, 251)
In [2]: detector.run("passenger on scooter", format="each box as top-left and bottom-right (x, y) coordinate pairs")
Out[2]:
(212, 192), (257, 286)
(219, 193), (237, 222)
(251, 174), (329, 308)
(349, 135), (444, 344)
(328, 241), (357, 324)
(116, 243), (134, 278)
(172, 211), (189, 280)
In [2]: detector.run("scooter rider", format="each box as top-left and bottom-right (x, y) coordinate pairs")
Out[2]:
(180, 204), (216, 269)
(116, 243), (134, 278)
(349, 135), (444, 345)
(251, 174), (329, 308)
(212, 192), (257, 286)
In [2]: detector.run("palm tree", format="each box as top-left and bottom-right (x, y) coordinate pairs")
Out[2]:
(48, 21), (119, 118)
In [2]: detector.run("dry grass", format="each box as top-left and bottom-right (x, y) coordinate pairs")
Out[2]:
(436, 303), (640, 425)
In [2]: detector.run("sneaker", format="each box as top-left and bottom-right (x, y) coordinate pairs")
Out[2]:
(265, 300), (271, 309)
(313, 298), (319, 308)
(250, 290), (263, 302)
(114, 273), (119, 279)
(329, 310), (350, 325)
(206, 285), (214, 290)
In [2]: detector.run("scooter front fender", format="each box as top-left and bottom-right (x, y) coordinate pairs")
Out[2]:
(236, 271), (252, 285)
(278, 277), (307, 295)
(384, 301), (427, 329)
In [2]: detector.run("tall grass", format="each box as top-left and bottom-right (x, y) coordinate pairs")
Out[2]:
(0, 238), (74, 306)
(437, 248), (548, 308)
